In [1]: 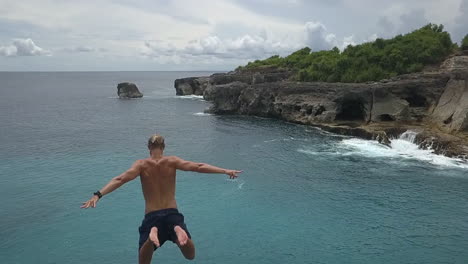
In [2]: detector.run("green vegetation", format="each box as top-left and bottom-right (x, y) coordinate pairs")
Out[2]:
(237, 24), (455, 83)
(462, 34), (468, 50)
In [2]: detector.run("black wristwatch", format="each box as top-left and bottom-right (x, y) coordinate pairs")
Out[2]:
(93, 191), (103, 199)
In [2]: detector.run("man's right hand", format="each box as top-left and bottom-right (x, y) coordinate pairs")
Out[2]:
(225, 170), (242, 179)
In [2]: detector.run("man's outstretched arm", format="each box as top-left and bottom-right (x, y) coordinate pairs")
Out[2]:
(81, 160), (142, 209)
(171, 156), (242, 179)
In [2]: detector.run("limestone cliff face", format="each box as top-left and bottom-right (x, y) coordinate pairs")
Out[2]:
(174, 55), (468, 158)
(117, 82), (143, 98)
(174, 67), (292, 97)
(174, 77), (210, 96)
(431, 56), (468, 133)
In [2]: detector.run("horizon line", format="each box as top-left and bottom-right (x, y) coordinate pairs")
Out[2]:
(0, 70), (228, 73)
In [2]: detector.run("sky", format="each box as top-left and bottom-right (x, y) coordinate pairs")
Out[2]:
(0, 0), (467, 71)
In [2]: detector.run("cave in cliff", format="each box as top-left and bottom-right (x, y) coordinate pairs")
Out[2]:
(335, 99), (366, 121)
(378, 114), (395, 121)
(405, 92), (427, 107)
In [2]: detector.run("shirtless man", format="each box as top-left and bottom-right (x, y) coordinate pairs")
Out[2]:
(81, 134), (242, 264)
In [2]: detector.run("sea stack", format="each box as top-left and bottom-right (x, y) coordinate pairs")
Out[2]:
(117, 82), (143, 98)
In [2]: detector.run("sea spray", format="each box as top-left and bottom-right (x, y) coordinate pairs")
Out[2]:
(398, 130), (419, 143)
(176, 95), (205, 100)
(193, 112), (213, 116)
(337, 131), (468, 169)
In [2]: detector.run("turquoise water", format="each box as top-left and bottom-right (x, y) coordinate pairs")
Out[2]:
(1, 72), (468, 264)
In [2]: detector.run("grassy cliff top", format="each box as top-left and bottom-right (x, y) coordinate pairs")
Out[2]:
(236, 24), (462, 83)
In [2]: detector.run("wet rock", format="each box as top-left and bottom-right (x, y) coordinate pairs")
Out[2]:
(431, 72), (468, 132)
(174, 77), (211, 96)
(117, 82), (143, 98)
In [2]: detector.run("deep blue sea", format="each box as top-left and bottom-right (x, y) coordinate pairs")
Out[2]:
(1, 72), (468, 264)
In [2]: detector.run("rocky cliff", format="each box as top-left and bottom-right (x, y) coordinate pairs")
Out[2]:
(174, 55), (468, 159)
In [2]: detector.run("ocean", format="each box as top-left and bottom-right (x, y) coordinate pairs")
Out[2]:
(0, 72), (467, 264)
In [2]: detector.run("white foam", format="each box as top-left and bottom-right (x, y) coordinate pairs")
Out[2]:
(107, 96), (146, 99)
(297, 149), (322, 155)
(236, 180), (246, 189)
(193, 112), (212, 116)
(264, 138), (281, 143)
(226, 179), (246, 190)
(176, 95), (205, 100)
(297, 148), (340, 156)
(305, 127), (349, 138)
(264, 137), (310, 143)
(337, 131), (468, 169)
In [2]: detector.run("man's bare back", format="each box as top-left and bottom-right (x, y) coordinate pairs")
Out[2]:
(139, 157), (178, 213)
(81, 134), (242, 264)
(139, 155), (241, 212)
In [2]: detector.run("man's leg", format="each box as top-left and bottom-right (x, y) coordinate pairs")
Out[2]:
(139, 239), (154, 264)
(139, 227), (159, 264)
(178, 239), (195, 260)
(174, 225), (195, 260)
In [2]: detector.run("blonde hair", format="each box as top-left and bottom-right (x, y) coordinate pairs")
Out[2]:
(147, 134), (165, 150)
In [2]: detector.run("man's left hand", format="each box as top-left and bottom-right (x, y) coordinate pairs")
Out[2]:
(81, 195), (99, 209)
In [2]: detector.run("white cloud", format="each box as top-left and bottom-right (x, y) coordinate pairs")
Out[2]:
(185, 36), (223, 55)
(0, 38), (51, 57)
(61, 46), (109, 53)
(71, 46), (95, 52)
(0, 45), (17, 57)
(223, 34), (295, 58)
(367, 33), (378, 42)
(141, 41), (177, 57)
(304, 22), (361, 51)
(140, 20), (369, 66)
(141, 32), (303, 64)
(0, 0), (464, 70)
(342, 35), (356, 49)
(304, 22), (338, 51)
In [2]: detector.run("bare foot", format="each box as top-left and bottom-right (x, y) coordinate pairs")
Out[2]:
(174, 225), (188, 246)
(149, 227), (160, 248)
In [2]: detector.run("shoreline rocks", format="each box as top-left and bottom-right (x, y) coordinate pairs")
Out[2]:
(174, 55), (468, 159)
(117, 82), (143, 98)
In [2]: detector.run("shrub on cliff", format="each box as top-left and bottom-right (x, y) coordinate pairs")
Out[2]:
(237, 24), (454, 83)
(462, 34), (468, 50)
(240, 55), (283, 69)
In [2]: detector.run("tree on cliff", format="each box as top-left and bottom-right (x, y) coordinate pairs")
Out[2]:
(462, 34), (468, 50)
(237, 24), (455, 83)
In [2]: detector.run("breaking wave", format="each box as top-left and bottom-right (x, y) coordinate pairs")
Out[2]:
(298, 131), (468, 169)
(176, 95), (204, 100)
(193, 112), (212, 116)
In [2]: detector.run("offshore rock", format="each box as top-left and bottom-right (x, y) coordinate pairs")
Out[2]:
(174, 55), (468, 158)
(117, 82), (143, 98)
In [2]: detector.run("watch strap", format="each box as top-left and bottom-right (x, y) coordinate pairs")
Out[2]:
(93, 191), (103, 199)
